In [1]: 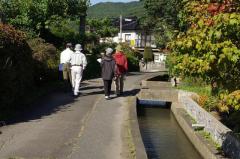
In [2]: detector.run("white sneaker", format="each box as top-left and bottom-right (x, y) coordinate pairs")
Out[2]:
(105, 96), (110, 100)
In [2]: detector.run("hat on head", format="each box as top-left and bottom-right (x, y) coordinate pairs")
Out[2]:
(74, 44), (82, 51)
(116, 45), (123, 52)
(66, 43), (72, 47)
(105, 48), (113, 56)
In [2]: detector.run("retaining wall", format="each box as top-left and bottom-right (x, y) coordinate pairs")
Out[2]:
(178, 90), (231, 145)
(138, 79), (240, 159)
(178, 90), (240, 159)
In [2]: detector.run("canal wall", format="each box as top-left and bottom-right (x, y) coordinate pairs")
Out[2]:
(178, 90), (231, 145)
(137, 78), (240, 159)
(127, 96), (148, 159)
(171, 102), (223, 159)
(178, 91), (240, 159)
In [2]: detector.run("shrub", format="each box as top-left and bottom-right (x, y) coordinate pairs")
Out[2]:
(143, 46), (153, 62)
(91, 42), (117, 56)
(0, 24), (34, 115)
(218, 90), (240, 113)
(119, 43), (140, 71)
(27, 38), (59, 84)
(83, 55), (101, 80)
(203, 96), (218, 112)
(198, 95), (208, 108)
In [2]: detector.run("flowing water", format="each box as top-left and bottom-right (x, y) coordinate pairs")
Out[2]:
(138, 106), (202, 159)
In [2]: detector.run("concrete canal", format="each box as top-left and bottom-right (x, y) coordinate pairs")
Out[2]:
(137, 105), (202, 159)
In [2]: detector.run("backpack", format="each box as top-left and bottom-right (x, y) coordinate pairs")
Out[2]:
(115, 56), (125, 67)
(114, 53), (128, 74)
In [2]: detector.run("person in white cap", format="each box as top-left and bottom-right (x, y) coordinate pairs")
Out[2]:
(70, 44), (87, 96)
(60, 43), (74, 92)
(101, 48), (116, 100)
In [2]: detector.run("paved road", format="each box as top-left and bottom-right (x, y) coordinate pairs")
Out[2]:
(0, 72), (154, 159)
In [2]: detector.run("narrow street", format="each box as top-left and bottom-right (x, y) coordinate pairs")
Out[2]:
(0, 72), (155, 159)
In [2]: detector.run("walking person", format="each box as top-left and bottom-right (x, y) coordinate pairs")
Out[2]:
(113, 44), (128, 96)
(60, 43), (74, 92)
(101, 48), (116, 100)
(70, 44), (87, 96)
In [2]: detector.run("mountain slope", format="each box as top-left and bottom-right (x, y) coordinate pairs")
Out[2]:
(87, 1), (145, 19)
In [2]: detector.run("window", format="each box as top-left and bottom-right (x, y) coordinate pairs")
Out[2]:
(125, 34), (131, 42)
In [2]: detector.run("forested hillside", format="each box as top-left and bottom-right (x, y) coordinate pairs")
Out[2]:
(87, 1), (145, 18)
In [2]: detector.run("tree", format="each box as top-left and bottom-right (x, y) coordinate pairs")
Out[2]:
(87, 18), (118, 38)
(140, 0), (183, 47)
(170, 0), (240, 92)
(70, 0), (90, 49)
(143, 46), (153, 69)
(0, 0), (90, 42)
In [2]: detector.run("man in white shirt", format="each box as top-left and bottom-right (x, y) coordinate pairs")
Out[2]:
(70, 44), (87, 96)
(60, 43), (74, 91)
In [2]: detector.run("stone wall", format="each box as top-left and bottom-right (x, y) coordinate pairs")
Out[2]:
(178, 90), (231, 145)
(179, 90), (240, 159)
(140, 62), (167, 72)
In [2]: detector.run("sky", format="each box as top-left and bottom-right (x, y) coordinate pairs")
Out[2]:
(90, 0), (139, 5)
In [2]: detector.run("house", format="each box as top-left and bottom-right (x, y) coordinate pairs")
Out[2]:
(99, 16), (169, 65)
(109, 16), (157, 48)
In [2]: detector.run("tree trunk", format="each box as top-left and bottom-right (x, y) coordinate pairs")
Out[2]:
(79, 14), (86, 50)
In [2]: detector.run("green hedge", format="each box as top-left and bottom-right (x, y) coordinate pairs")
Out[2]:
(0, 24), (34, 115)
(28, 38), (59, 84)
(119, 43), (140, 72)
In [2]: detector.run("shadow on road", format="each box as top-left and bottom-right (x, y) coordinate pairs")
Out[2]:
(4, 83), (140, 126)
(6, 92), (76, 126)
(121, 88), (140, 97)
(79, 86), (104, 91)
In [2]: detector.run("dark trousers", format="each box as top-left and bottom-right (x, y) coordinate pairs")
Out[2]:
(103, 80), (112, 96)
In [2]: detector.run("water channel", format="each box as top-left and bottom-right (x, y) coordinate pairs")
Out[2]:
(138, 105), (202, 159)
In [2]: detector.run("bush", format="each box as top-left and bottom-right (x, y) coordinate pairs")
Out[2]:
(27, 38), (59, 84)
(83, 55), (101, 80)
(119, 43), (140, 72)
(197, 95), (209, 108)
(217, 90), (240, 134)
(0, 24), (34, 115)
(203, 96), (218, 112)
(218, 90), (240, 113)
(143, 46), (153, 62)
(91, 42), (117, 56)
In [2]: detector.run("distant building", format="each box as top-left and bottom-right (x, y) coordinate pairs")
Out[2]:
(101, 16), (156, 48)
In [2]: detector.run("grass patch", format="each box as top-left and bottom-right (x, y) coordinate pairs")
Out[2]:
(183, 111), (197, 124)
(178, 84), (211, 96)
(177, 77), (211, 96)
(197, 130), (222, 151)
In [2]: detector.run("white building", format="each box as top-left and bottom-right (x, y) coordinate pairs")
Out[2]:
(104, 17), (157, 48)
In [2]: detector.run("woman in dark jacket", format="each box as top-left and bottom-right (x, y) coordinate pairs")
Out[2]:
(101, 48), (116, 99)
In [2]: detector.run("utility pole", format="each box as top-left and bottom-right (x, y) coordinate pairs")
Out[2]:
(119, 15), (122, 43)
